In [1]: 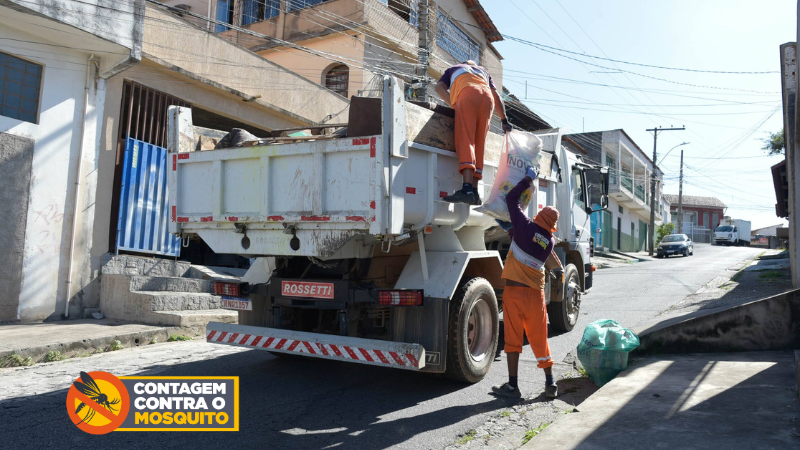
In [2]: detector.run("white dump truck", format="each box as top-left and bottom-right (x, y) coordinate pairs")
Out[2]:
(714, 218), (751, 246)
(166, 77), (608, 382)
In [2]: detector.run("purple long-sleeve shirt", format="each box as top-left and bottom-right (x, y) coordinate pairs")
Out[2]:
(506, 177), (555, 267)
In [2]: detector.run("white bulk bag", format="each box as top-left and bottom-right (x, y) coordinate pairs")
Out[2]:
(476, 130), (543, 222)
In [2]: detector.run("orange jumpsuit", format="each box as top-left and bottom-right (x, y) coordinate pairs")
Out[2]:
(440, 64), (497, 181)
(454, 84), (494, 180)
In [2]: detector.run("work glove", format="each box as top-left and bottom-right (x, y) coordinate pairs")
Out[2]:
(526, 166), (538, 180)
(502, 119), (512, 133)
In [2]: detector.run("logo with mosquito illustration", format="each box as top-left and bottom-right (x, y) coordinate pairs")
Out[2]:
(66, 371), (130, 435)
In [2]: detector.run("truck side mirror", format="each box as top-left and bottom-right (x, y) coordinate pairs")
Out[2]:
(584, 168), (609, 212)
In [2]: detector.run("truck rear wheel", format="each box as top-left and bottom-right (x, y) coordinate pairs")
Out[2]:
(445, 278), (499, 383)
(547, 264), (580, 333)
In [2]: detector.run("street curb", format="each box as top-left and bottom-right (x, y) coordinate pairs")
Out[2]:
(0, 325), (207, 366)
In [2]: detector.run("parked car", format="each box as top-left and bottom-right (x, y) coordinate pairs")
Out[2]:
(657, 234), (693, 258)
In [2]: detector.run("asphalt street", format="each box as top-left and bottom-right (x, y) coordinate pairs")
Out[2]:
(0, 244), (764, 450)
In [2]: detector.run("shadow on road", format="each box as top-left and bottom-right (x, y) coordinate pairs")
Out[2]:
(2, 349), (512, 449)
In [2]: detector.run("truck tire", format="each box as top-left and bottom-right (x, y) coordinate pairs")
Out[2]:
(445, 277), (499, 383)
(547, 264), (580, 333)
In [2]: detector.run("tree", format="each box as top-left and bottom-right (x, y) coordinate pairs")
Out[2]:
(656, 222), (675, 244)
(762, 129), (785, 155)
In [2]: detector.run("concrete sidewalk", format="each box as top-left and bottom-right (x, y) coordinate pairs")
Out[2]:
(523, 351), (800, 449)
(0, 319), (196, 365)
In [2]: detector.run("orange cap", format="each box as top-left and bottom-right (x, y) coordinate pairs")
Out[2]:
(534, 206), (559, 233)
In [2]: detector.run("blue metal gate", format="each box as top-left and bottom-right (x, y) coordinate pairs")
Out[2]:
(115, 138), (181, 256)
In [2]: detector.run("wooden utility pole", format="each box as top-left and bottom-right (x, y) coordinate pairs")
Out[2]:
(646, 126), (685, 256)
(678, 149), (684, 234)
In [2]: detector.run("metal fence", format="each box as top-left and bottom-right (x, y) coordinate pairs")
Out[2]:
(681, 223), (711, 244)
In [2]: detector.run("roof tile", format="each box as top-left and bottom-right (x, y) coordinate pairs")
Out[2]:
(663, 194), (727, 209)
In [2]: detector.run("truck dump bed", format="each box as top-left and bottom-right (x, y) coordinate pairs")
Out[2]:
(167, 78), (557, 258)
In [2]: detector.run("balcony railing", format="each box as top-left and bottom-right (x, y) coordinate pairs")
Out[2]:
(621, 175), (633, 192)
(635, 184), (645, 203)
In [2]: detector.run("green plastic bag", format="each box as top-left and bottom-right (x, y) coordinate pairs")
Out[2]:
(577, 319), (640, 387)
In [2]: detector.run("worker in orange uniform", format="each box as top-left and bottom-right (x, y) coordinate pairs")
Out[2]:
(436, 60), (512, 205)
(492, 166), (563, 399)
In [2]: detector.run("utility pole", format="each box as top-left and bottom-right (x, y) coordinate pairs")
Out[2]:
(415, 0), (430, 101)
(646, 126), (685, 256)
(678, 150), (684, 234)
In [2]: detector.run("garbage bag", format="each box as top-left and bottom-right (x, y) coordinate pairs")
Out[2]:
(475, 130), (542, 222)
(216, 128), (259, 149)
(577, 319), (640, 387)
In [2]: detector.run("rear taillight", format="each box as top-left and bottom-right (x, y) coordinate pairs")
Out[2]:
(214, 282), (240, 297)
(379, 290), (423, 306)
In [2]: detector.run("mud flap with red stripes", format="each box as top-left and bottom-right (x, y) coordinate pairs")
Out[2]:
(206, 322), (426, 371)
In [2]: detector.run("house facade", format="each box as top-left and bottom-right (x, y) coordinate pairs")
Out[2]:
(168, 0), (504, 103)
(567, 130), (664, 253)
(663, 194), (727, 232)
(0, 0), (351, 322)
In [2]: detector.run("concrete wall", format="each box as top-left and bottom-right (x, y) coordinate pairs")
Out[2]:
(635, 289), (800, 355)
(258, 33), (370, 100)
(143, 4), (350, 125)
(0, 133), (34, 321)
(0, 23), (105, 321)
(3, 0), (144, 75)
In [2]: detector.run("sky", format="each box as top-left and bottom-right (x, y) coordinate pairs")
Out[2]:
(482, 0), (794, 230)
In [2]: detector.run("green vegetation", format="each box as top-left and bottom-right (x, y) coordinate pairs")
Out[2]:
(456, 430), (477, 445)
(759, 270), (785, 279)
(1, 353), (34, 367)
(168, 335), (192, 342)
(656, 222), (676, 245)
(108, 340), (124, 351)
(149, 336), (158, 344)
(762, 129), (785, 155)
(522, 423), (550, 445)
(44, 350), (65, 362)
(500, 411), (511, 418)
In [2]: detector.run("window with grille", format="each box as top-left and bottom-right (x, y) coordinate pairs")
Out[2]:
(287, 0), (326, 12)
(436, 11), (480, 64)
(605, 152), (617, 185)
(384, 0), (419, 26)
(324, 65), (349, 97)
(215, 0), (235, 32)
(0, 51), (42, 123)
(241, 0), (280, 25)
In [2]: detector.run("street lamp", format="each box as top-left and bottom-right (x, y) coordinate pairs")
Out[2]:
(659, 142), (690, 167)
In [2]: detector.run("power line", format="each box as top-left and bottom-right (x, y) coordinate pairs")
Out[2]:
(502, 33), (779, 75)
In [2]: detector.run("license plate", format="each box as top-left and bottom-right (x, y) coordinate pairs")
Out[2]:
(220, 297), (252, 311)
(281, 281), (334, 299)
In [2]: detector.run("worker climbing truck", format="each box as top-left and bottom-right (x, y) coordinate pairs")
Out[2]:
(167, 77), (608, 382)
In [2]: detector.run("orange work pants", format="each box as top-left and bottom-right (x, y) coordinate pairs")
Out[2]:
(503, 286), (553, 369)
(454, 85), (494, 180)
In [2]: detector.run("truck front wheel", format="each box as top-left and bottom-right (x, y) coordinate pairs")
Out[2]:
(547, 264), (581, 333)
(445, 278), (499, 383)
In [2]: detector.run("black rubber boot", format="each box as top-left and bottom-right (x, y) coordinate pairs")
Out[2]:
(471, 190), (482, 206)
(443, 190), (477, 204)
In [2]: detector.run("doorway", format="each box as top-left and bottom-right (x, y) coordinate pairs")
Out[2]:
(617, 217), (621, 250)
